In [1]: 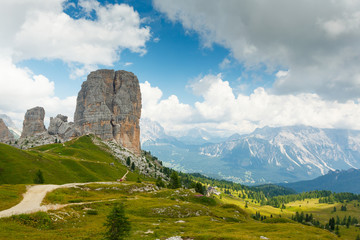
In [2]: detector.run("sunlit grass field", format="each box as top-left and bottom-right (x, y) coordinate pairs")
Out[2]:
(220, 193), (360, 239)
(0, 181), (341, 240)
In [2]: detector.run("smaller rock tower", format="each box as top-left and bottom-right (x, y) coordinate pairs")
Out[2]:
(20, 106), (46, 138)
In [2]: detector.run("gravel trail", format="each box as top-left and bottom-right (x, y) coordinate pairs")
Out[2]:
(0, 182), (119, 218)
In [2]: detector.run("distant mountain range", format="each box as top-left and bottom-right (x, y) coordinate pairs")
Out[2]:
(140, 119), (360, 184)
(279, 168), (360, 194)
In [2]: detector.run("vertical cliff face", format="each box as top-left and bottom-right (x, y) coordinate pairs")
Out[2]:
(74, 69), (141, 155)
(20, 106), (47, 138)
(0, 118), (14, 143)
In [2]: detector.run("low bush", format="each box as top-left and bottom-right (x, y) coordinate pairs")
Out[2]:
(12, 212), (53, 229)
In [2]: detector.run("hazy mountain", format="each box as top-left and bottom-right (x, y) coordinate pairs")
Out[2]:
(0, 114), (21, 139)
(175, 127), (227, 145)
(279, 168), (360, 194)
(140, 118), (169, 144)
(141, 123), (360, 184)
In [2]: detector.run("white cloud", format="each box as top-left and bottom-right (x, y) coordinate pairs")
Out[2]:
(124, 62), (133, 66)
(140, 81), (193, 132)
(153, 0), (360, 101)
(275, 70), (289, 78)
(142, 74), (360, 136)
(0, 0), (151, 77)
(12, 2), (150, 66)
(0, 57), (76, 129)
(219, 57), (231, 69)
(0, 0), (151, 128)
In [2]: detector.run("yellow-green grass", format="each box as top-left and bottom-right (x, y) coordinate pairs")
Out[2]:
(0, 135), (149, 184)
(219, 194), (360, 239)
(0, 182), (338, 240)
(0, 184), (26, 211)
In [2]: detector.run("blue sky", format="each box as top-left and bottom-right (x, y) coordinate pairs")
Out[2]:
(1, 0), (360, 136)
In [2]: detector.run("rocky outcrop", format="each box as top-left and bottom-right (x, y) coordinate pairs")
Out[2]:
(0, 118), (15, 143)
(20, 107), (47, 138)
(48, 114), (78, 140)
(74, 69), (141, 155)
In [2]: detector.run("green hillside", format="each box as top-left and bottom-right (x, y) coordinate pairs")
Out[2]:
(0, 135), (142, 184)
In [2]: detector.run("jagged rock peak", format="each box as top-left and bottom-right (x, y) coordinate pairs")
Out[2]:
(20, 106), (46, 138)
(0, 118), (15, 143)
(74, 69), (141, 155)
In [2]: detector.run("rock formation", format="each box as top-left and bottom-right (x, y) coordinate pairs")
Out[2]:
(0, 118), (14, 143)
(48, 114), (78, 140)
(20, 106), (47, 138)
(74, 69), (141, 155)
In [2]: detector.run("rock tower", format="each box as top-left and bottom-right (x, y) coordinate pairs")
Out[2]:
(20, 106), (46, 138)
(74, 69), (141, 155)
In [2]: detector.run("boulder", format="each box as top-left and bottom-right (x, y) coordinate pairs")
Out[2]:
(20, 107), (46, 138)
(74, 69), (141, 155)
(48, 114), (79, 140)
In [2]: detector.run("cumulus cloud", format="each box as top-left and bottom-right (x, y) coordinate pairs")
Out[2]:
(0, 0), (151, 127)
(12, 1), (150, 67)
(140, 81), (193, 132)
(143, 74), (360, 136)
(0, 0), (151, 76)
(153, 0), (360, 101)
(0, 57), (76, 128)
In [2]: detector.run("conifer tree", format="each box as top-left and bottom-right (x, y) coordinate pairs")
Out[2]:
(131, 162), (135, 171)
(104, 203), (131, 240)
(195, 182), (204, 194)
(34, 169), (44, 184)
(169, 171), (181, 189)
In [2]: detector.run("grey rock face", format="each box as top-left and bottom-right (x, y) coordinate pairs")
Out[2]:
(74, 69), (141, 155)
(48, 114), (79, 140)
(20, 107), (47, 138)
(0, 118), (15, 143)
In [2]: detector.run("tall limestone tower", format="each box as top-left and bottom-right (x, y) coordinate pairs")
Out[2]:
(74, 69), (142, 155)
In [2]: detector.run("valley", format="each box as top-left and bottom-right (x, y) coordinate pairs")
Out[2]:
(141, 120), (360, 185)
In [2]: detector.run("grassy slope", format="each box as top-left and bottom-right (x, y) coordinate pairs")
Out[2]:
(0, 135), (143, 184)
(0, 184), (26, 211)
(0, 181), (337, 240)
(220, 194), (360, 239)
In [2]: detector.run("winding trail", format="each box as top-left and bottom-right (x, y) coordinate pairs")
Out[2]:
(0, 182), (119, 218)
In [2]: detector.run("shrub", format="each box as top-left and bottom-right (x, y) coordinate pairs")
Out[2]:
(192, 196), (217, 206)
(87, 209), (98, 215)
(262, 217), (293, 223)
(156, 176), (166, 188)
(12, 212), (53, 229)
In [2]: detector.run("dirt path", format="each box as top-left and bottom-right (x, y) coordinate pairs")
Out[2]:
(0, 182), (119, 218)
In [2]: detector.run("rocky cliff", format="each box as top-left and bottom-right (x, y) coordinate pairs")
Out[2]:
(74, 69), (141, 155)
(0, 118), (14, 143)
(20, 106), (47, 138)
